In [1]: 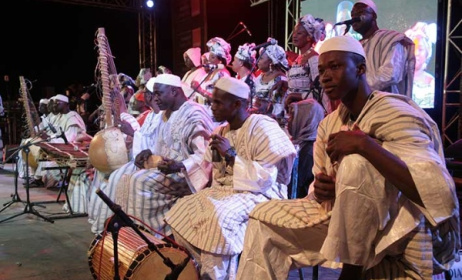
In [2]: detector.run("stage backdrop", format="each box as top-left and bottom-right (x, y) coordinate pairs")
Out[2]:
(302, 0), (438, 109)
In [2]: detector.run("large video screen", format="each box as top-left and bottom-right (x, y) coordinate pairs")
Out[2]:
(302, 0), (438, 109)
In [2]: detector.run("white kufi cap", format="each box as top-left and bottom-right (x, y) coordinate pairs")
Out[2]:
(51, 94), (69, 103)
(146, 74), (183, 92)
(354, 0), (377, 15)
(39, 98), (49, 104)
(215, 77), (249, 100)
(319, 35), (366, 59)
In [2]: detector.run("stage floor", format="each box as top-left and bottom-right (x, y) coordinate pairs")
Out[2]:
(0, 163), (340, 280)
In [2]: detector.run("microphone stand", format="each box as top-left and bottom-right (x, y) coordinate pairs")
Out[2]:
(0, 153), (23, 213)
(187, 69), (215, 102)
(95, 188), (191, 280)
(226, 28), (247, 42)
(0, 138), (55, 224)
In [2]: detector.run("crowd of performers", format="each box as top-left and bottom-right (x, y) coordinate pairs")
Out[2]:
(17, 1), (460, 279)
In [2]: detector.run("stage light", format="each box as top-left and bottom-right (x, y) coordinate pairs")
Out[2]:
(146, 0), (154, 8)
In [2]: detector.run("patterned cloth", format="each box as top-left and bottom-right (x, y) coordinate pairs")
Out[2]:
(361, 30), (416, 97)
(165, 114), (296, 263)
(89, 101), (214, 235)
(254, 74), (287, 117)
(237, 91), (459, 279)
(287, 50), (331, 113)
(207, 37), (232, 65)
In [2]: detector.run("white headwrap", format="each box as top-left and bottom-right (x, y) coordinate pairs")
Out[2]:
(319, 35), (366, 59)
(39, 98), (49, 104)
(146, 74), (183, 92)
(51, 94), (69, 103)
(184, 47), (202, 67)
(260, 39), (289, 70)
(215, 77), (249, 100)
(354, 0), (378, 15)
(298, 14), (326, 43)
(206, 37), (232, 65)
(235, 43), (256, 64)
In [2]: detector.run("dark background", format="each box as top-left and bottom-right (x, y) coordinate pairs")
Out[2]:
(0, 0), (148, 101)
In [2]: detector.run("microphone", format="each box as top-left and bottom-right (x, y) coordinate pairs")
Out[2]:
(95, 188), (136, 229)
(201, 64), (225, 71)
(251, 38), (277, 50)
(239, 22), (252, 37)
(48, 122), (57, 134)
(334, 16), (364, 26)
(59, 127), (69, 144)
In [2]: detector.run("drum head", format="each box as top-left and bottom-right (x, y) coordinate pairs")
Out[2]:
(125, 243), (199, 280)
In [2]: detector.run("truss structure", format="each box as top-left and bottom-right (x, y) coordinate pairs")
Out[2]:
(249, 0), (270, 7)
(442, 0), (462, 145)
(284, 0), (300, 51)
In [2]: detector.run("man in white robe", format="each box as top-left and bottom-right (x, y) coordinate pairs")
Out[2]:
(30, 94), (86, 188)
(236, 36), (459, 279)
(87, 74), (214, 234)
(165, 77), (296, 280)
(351, 0), (415, 97)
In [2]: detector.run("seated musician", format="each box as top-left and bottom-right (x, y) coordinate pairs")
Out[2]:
(68, 90), (140, 215)
(30, 94), (87, 188)
(88, 74), (214, 234)
(236, 35), (460, 280)
(164, 77), (296, 279)
(18, 98), (59, 180)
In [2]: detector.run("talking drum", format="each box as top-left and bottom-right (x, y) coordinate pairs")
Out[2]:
(88, 225), (199, 280)
(89, 127), (129, 174)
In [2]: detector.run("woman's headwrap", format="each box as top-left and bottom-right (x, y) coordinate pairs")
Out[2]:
(235, 43), (256, 65)
(298, 14), (326, 43)
(184, 47), (202, 67)
(405, 22), (436, 64)
(259, 39), (289, 70)
(206, 37), (232, 65)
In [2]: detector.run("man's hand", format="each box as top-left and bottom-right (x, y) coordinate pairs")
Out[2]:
(158, 158), (185, 174)
(313, 171), (336, 203)
(135, 149), (152, 169)
(209, 134), (232, 156)
(116, 120), (135, 137)
(326, 124), (369, 163)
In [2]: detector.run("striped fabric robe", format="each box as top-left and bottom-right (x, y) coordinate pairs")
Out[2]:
(165, 114), (296, 256)
(362, 29), (415, 97)
(88, 111), (157, 233)
(109, 101), (213, 237)
(240, 92), (459, 279)
(68, 112), (140, 216)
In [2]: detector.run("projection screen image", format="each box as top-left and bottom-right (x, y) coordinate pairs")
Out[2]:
(302, 0), (438, 108)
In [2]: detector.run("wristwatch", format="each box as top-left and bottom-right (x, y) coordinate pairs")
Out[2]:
(224, 147), (237, 162)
